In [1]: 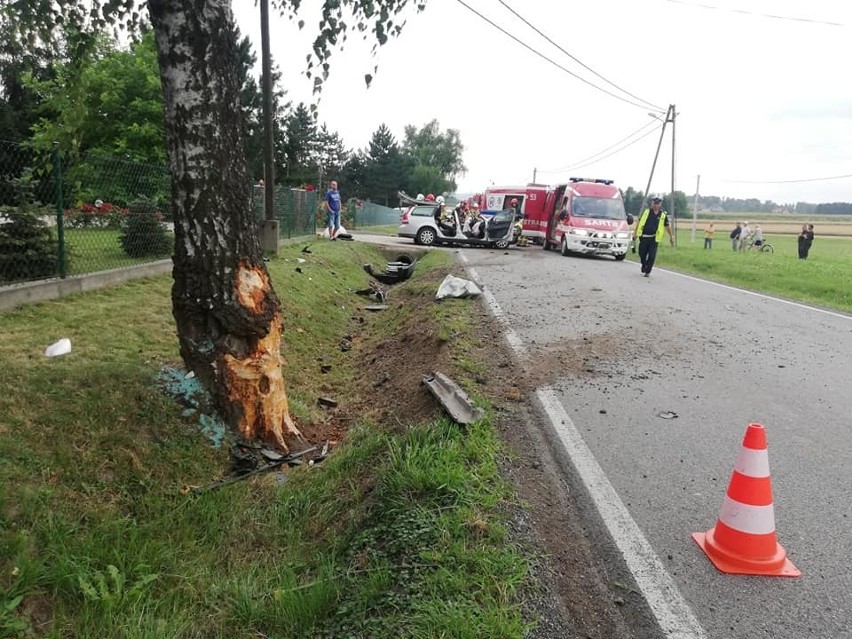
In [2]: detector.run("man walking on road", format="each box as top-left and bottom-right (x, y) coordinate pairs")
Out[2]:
(324, 180), (342, 241)
(634, 196), (674, 277)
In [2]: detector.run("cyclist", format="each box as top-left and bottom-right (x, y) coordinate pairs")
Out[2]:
(752, 225), (764, 248)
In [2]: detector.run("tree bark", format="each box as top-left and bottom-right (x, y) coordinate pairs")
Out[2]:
(148, 0), (301, 450)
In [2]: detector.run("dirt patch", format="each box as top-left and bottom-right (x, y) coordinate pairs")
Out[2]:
(20, 593), (54, 634)
(305, 268), (653, 637)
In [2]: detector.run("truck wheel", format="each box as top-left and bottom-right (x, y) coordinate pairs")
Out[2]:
(614, 253), (626, 261)
(543, 238), (552, 251)
(561, 236), (571, 256)
(416, 227), (436, 246)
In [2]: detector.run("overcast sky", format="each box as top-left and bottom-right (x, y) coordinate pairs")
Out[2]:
(232, 0), (851, 204)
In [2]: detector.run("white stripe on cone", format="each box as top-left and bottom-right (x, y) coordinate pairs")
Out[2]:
(733, 448), (771, 478)
(717, 495), (777, 535)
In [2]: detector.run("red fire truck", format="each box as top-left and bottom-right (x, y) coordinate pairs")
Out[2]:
(484, 178), (633, 260)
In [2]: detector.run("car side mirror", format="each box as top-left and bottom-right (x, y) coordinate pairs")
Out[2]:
(626, 214), (634, 225)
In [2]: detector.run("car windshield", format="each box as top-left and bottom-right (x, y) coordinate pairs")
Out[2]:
(491, 209), (514, 223)
(573, 197), (625, 219)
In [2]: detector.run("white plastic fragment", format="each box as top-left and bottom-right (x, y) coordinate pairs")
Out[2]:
(321, 225), (348, 238)
(44, 338), (72, 357)
(436, 274), (482, 300)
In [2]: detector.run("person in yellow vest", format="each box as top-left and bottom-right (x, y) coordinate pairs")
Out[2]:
(634, 197), (674, 277)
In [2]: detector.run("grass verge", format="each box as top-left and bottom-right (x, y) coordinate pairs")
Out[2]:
(0, 240), (531, 638)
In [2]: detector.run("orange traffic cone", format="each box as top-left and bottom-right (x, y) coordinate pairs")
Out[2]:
(692, 423), (800, 577)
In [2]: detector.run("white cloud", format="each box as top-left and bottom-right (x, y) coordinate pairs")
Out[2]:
(233, 0), (852, 203)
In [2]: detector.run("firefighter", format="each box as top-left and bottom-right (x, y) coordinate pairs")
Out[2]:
(633, 196), (674, 277)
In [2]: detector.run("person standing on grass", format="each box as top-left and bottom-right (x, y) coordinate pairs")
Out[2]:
(634, 196), (674, 278)
(803, 224), (815, 259)
(738, 221), (751, 251)
(324, 180), (341, 241)
(704, 223), (715, 249)
(730, 222), (741, 250)
(752, 224), (764, 249)
(797, 224), (808, 259)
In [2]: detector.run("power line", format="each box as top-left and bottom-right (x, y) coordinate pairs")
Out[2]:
(665, 0), (845, 27)
(718, 173), (852, 184)
(564, 123), (665, 173)
(538, 119), (661, 174)
(453, 0), (666, 113)
(496, 0), (664, 112)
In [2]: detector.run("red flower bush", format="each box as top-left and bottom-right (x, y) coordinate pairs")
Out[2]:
(64, 201), (130, 229)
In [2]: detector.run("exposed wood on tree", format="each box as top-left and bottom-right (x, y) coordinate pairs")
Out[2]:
(148, 0), (301, 449)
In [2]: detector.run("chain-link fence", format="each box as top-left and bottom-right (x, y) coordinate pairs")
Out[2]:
(251, 185), (317, 238)
(348, 201), (401, 229)
(1, 139), (320, 286)
(0, 141), (173, 284)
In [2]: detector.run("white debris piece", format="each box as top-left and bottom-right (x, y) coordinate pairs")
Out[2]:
(321, 225), (348, 238)
(44, 338), (72, 357)
(436, 274), (482, 300)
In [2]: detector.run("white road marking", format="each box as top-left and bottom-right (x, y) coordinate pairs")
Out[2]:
(464, 252), (707, 639)
(536, 389), (707, 639)
(655, 267), (852, 321)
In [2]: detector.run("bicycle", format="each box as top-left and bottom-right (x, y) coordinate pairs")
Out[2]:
(745, 237), (774, 253)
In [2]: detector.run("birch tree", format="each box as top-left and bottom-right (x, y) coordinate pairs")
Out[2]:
(5, 0), (426, 450)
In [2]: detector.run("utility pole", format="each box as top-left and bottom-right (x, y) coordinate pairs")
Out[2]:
(691, 175), (701, 243)
(670, 104), (677, 246)
(259, 0), (279, 254)
(641, 105), (672, 217)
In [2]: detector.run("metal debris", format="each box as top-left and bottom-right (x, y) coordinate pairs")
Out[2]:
(317, 396), (339, 409)
(354, 284), (387, 304)
(260, 448), (285, 462)
(374, 372), (390, 388)
(657, 411), (679, 419)
(363, 254), (417, 285)
(191, 445), (319, 493)
(421, 371), (485, 425)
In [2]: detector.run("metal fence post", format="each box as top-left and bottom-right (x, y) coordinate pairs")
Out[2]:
(53, 142), (67, 278)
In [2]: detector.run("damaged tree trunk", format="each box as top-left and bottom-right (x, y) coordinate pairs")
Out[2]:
(148, 0), (300, 450)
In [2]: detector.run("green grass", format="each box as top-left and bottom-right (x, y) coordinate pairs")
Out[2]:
(0, 241), (531, 638)
(62, 228), (171, 276)
(637, 231), (852, 312)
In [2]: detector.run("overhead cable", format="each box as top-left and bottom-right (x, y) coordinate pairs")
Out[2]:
(538, 119), (661, 174)
(454, 0), (667, 113)
(665, 0), (844, 27)
(718, 173), (852, 184)
(550, 123), (665, 175)
(497, 0), (664, 112)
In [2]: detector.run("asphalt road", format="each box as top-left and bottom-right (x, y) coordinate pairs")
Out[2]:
(358, 233), (852, 639)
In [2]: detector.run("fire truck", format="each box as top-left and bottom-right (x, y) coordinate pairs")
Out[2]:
(484, 178), (633, 260)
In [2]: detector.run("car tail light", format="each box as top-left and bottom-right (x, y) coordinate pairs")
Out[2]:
(401, 208), (411, 224)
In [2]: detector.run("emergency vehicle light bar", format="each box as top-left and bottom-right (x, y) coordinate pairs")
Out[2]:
(569, 177), (614, 185)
